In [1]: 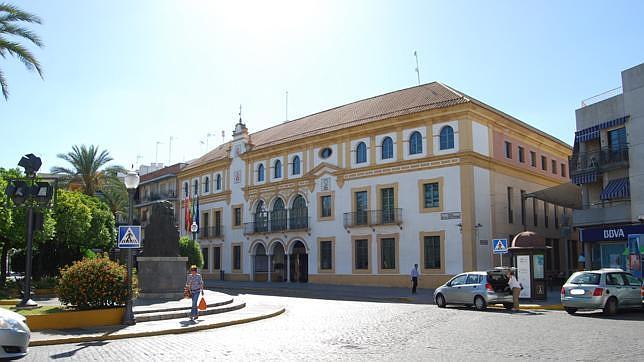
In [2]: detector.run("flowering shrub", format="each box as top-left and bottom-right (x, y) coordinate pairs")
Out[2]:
(57, 256), (128, 309)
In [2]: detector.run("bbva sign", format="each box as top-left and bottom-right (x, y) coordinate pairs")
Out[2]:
(604, 229), (626, 239)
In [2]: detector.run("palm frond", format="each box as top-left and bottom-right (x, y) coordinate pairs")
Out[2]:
(0, 36), (42, 77)
(0, 22), (43, 47)
(0, 3), (42, 24)
(0, 68), (7, 99)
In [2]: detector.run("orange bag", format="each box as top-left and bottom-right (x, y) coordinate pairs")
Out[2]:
(198, 295), (207, 311)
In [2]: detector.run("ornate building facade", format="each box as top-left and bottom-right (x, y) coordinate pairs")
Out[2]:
(177, 83), (573, 288)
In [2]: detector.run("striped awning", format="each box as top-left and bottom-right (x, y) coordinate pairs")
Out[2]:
(572, 171), (598, 185)
(600, 177), (630, 200)
(575, 116), (629, 142)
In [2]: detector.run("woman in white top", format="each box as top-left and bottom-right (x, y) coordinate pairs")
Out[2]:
(507, 270), (521, 311)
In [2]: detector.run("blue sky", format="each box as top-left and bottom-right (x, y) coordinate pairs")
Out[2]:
(2, 0), (644, 171)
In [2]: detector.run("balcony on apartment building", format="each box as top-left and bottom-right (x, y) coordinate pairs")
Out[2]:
(569, 146), (629, 186)
(343, 208), (403, 228)
(243, 209), (310, 234)
(573, 177), (631, 226)
(135, 190), (178, 206)
(198, 226), (223, 239)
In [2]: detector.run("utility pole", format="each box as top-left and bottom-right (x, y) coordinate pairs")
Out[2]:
(155, 141), (163, 163)
(169, 136), (178, 165)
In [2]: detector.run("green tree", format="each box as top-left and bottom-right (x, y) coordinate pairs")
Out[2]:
(179, 236), (203, 269)
(0, 3), (43, 99)
(98, 182), (127, 223)
(0, 168), (55, 281)
(51, 145), (126, 196)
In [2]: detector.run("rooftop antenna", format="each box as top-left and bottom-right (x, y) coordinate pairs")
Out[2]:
(206, 133), (214, 150)
(414, 50), (420, 85)
(221, 130), (225, 144)
(136, 154), (143, 168)
(155, 141), (163, 163)
(285, 90), (288, 122)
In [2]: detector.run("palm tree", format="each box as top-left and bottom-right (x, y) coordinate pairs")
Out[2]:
(52, 145), (126, 196)
(99, 181), (128, 223)
(0, 3), (43, 100)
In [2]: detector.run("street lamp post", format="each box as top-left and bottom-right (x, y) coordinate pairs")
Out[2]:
(191, 222), (198, 241)
(123, 170), (140, 325)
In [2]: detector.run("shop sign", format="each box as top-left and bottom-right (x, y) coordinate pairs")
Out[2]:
(580, 224), (644, 242)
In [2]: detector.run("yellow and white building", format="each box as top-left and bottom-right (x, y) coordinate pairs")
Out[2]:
(177, 83), (574, 288)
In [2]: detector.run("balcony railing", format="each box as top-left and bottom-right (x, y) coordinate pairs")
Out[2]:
(137, 190), (177, 203)
(243, 209), (310, 234)
(198, 226), (223, 239)
(569, 146), (629, 176)
(343, 208), (403, 228)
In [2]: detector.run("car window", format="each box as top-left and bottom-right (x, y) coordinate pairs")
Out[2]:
(570, 272), (600, 285)
(622, 273), (641, 286)
(450, 274), (468, 286)
(606, 273), (625, 286)
(466, 274), (481, 284)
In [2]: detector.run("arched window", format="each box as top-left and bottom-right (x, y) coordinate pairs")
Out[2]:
(381, 137), (393, 159)
(290, 195), (308, 230)
(274, 160), (282, 179)
(356, 142), (367, 164)
(204, 177), (210, 193)
(255, 200), (267, 232)
(216, 174), (221, 190)
(257, 164), (265, 182)
(193, 179), (198, 195)
(440, 126), (455, 150)
(292, 155), (301, 175)
(409, 131), (423, 155)
(183, 182), (189, 198)
(271, 198), (286, 231)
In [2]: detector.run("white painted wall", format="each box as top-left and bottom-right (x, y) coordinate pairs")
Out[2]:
(313, 144), (339, 168)
(474, 166), (492, 270)
(472, 121), (490, 156)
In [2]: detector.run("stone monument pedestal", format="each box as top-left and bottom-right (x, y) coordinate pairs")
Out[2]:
(137, 256), (188, 299)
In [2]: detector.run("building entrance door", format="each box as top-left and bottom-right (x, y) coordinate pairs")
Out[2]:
(290, 241), (308, 282)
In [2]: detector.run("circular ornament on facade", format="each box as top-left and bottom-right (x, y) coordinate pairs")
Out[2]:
(320, 147), (333, 159)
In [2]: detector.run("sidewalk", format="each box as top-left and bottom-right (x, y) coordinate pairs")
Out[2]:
(205, 280), (564, 310)
(28, 290), (285, 347)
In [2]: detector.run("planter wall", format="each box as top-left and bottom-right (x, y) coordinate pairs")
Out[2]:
(26, 307), (124, 331)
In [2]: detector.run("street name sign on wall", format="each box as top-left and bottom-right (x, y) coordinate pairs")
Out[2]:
(493, 239), (508, 254)
(118, 226), (141, 248)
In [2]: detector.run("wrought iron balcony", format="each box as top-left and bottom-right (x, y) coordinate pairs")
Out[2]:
(243, 210), (310, 234)
(343, 208), (403, 228)
(198, 226), (223, 239)
(569, 146), (629, 176)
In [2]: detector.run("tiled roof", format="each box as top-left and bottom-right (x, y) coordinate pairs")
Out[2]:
(140, 163), (186, 183)
(184, 82), (469, 171)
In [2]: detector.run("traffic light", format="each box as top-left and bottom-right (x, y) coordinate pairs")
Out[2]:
(4, 180), (29, 206)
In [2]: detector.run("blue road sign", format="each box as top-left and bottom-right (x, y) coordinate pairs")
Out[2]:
(493, 239), (508, 254)
(118, 225), (141, 248)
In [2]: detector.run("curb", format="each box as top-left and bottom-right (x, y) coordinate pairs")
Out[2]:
(29, 307), (285, 347)
(518, 304), (564, 311)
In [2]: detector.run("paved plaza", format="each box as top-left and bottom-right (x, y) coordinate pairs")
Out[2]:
(27, 292), (643, 361)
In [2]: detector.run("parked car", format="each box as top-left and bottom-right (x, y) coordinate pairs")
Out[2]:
(0, 307), (30, 360)
(434, 269), (514, 311)
(561, 268), (643, 315)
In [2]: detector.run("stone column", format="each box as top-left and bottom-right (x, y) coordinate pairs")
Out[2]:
(268, 254), (272, 282)
(286, 254), (291, 282)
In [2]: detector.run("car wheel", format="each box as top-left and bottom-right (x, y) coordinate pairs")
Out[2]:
(603, 297), (618, 316)
(435, 293), (446, 308)
(503, 303), (513, 310)
(474, 296), (487, 311)
(564, 307), (577, 315)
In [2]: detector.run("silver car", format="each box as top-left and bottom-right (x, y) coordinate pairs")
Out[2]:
(0, 307), (30, 360)
(434, 269), (514, 311)
(561, 268), (643, 315)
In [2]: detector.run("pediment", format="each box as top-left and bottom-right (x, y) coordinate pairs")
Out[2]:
(306, 162), (341, 178)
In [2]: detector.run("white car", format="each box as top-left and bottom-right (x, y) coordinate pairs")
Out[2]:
(0, 307), (30, 360)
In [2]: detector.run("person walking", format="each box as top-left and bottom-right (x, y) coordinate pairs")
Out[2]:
(507, 269), (521, 312)
(410, 264), (419, 294)
(186, 265), (204, 320)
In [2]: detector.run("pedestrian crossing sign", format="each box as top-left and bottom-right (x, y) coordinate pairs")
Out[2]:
(493, 239), (508, 254)
(118, 225), (141, 248)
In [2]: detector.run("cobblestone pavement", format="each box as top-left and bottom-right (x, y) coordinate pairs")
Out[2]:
(27, 294), (643, 361)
